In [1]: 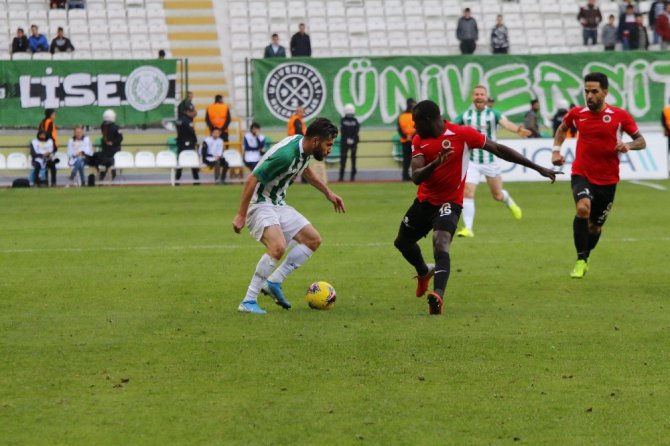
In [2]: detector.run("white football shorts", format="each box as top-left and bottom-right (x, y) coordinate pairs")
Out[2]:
(246, 203), (310, 242)
(466, 161), (502, 184)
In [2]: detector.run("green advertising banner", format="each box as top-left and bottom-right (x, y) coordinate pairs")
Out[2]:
(0, 59), (178, 127)
(252, 52), (670, 127)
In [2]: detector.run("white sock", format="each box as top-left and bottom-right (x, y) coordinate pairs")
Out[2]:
(243, 254), (277, 302)
(462, 198), (475, 230)
(286, 239), (298, 253)
(268, 244), (314, 283)
(501, 190), (513, 207)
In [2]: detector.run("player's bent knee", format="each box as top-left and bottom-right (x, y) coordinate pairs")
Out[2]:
(304, 236), (321, 251)
(575, 200), (591, 218)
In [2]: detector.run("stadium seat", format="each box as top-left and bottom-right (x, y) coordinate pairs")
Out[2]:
(54, 152), (69, 170)
(32, 53), (52, 60)
(222, 149), (245, 178)
(0, 153), (6, 169)
(134, 151), (156, 168)
(177, 150), (200, 168)
(52, 52), (73, 60)
(7, 152), (28, 169)
(113, 151), (135, 169)
(156, 150), (177, 168)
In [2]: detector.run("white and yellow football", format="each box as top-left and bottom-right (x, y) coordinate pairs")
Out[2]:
(305, 281), (336, 310)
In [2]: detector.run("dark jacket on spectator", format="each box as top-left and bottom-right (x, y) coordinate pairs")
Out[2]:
(456, 16), (479, 41)
(12, 36), (29, 53)
(618, 12), (637, 41)
(630, 24), (650, 49)
(101, 121), (123, 157)
(264, 44), (286, 58)
(290, 32), (311, 56)
(577, 5), (602, 29)
(50, 36), (75, 53)
(340, 115), (360, 147)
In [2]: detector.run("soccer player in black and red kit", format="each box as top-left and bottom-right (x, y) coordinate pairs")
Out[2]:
(552, 72), (646, 278)
(393, 100), (558, 315)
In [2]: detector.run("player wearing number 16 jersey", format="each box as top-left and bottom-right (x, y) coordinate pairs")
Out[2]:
(393, 100), (558, 315)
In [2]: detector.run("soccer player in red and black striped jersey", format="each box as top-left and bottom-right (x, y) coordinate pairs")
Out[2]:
(393, 100), (558, 315)
(552, 72), (646, 279)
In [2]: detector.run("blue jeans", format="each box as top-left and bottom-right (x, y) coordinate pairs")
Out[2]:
(70, 157), (86, 184)
(583, 29), (597, 45)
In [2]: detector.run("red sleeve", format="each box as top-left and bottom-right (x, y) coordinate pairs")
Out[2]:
(410, 134), (423, 157)
(462, 125), (486, 149)
(620, 110), (639, 136)
(563, 108), (576, 128)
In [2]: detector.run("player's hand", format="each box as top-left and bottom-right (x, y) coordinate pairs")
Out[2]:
(551, 151), (565, 166)
(517, 127), (532, 138)
(538, 166), (561, 183)
(436, 148), (453, 164)
(232, 214), (245, 234)
(327, 192), (346, 213)
(614, 141), (629, 153)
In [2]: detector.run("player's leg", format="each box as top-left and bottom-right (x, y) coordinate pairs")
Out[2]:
(339, 144), (348, 182)
(427, 202), (461, 315)
(350, 144), (357, 181)
(458, 164), (479, 237)
(401, 141), (412, 181)
(485, 170), (522, 220)
(393, 199), (433, 296)
(570, 175), (593, 278)
(586, 183), (616, 259)
(265, 206), (315, 309)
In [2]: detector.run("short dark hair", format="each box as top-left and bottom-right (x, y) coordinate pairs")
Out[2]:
(271, 33), (278, 38)
(45, 108), (55, 118)
(584, 72), (609, 89)
(609, 14), (615, 19)
(250, 122), (261, 130)
(413, 100), (441, 122)
(305, 118), (338, 140)
(530, 99), (539, 105)
(57, 27), (63, 32)
(215, 94), (223, 102)
(158, 49), (166, 57)
(17, 27), (23, 32)
(464, 7), (470, 12)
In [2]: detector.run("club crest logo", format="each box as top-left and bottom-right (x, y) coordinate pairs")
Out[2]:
(125, 66), (169, 112)
(602, 115), (612, 123)
(264, 62), (326, 122)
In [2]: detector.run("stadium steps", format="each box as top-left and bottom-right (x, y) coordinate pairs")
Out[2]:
(163, 0), (228, 134)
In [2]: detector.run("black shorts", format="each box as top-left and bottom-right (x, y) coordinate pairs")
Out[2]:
(398, 198), (462, 241)
(571, 175), (617, 226)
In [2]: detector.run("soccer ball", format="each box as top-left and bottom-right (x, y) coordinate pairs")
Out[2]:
(305, 281), (336, 310)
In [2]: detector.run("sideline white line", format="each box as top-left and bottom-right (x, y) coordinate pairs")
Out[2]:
(2, 238), (669, 254)
(628, 180), (668, 191)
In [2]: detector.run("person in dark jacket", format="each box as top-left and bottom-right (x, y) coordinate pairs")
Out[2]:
(490, 14), (509, 54)
(50, 27), (75, 54)
(339, 104), (360, 182)
(456, 8), (478, 54)
(99, 109), (123, 181)
(175, 97), (200, 184)
(618, 4), (637, 50)
(629, 14), (650, 50)
(11, 28), (29, 53)
(264, 33), (286, 58)
(552, 100), (570, 136)
(577, 0), (602, 45)
(290, 23), (311, 57)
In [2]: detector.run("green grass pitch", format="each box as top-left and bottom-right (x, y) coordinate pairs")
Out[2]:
(1, 180), (669, 445)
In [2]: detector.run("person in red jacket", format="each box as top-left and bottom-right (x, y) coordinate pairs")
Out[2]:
(655, 3), (670, 49)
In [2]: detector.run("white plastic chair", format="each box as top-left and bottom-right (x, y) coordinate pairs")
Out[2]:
(177, 150), (200, 168)
(223, 149), (245, 180)
(113, 151), (135, 169)
(134, 151), (156, 168)
(156, 150), (177, 168)
(54, 152), (69, 169)
(7, 152), (28, 169)
(0, 153), (6, 169)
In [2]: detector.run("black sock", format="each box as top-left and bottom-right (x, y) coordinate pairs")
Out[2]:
(394, 238), (428, 276)
(433, 250), (451, 297)
(587, 231), (601, 253)
(573, 217), (589, 261)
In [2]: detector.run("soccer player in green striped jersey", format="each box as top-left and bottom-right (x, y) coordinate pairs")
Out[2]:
(452, 85), (531, 238)
(232, 118), (346, 314)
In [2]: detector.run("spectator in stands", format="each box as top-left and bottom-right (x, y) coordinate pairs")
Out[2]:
(602, 14), (618, 50)
(28, 25), (49, 53)
(339, 104), (360, 182)
(662, 97), (670, 153)
(290, 23), (311, 57)
(618, 0), (640, 15)
(487, 96), (495, 108)
(158, 49), (166, 59)
(67, 126), (93, 186)
(397, 98), (416, 181)
(552, 100), (570, 136)
(578, 0), (602, 45)
(38, 108), (58, 152)
(630, 14), (650, 50)
(99, 109), (123, 181)
(50, 0), (66, 8)
(649, 0), (668, 45)
(287, 106), (306, 136)
(264, 33), (287, 58)
(490, 14), (509, 54)
(175, 94), (200, 184)
(50, 27), (75, 54)
(656, 3), (670, 50)
(243, 122), (266, 171)
(67, 0), (86, 9)
(456, 8), (478, 54)
(205, 94), (231, 143)
(30, 130), (55, 187)
(618, 4), (638, 50)
(202, 128), (228, 184)
(12, 28), (29, 54)
(523, 99), (542, 138)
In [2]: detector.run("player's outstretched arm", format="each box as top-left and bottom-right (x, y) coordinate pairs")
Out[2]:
(232, 174), (259, 233)
(551, 123), (569, 166)
(614, 131), (646, 153)
(410, 148), (452, 185)
(302, 166), (346, 213)
(500, 116), (531, 138)
(484, 140), (559, 183)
